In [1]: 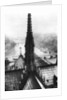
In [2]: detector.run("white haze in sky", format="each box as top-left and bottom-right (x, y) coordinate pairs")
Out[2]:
(1, 5), (59, 41)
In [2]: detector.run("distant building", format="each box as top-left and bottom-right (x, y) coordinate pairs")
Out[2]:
(14, 47), (25, 69)
(5, 58), (10, 71)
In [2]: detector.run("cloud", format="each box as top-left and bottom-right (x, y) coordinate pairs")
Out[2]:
(5, 36), (16, 57)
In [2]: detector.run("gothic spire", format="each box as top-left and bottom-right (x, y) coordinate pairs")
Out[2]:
(25, 13), (35, 72)
(25, 13), (34, 47)
(27, 13), (32, 33)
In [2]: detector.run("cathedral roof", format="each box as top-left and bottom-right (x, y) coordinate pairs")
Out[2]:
(19, 54), (24, 59)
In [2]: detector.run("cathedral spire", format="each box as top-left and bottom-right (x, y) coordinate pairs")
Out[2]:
(25, 13), (35, 72)
(27, 13), (32, 33)
(25, 13), (34, 47)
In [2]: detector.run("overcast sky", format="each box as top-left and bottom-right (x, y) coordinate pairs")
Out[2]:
(1, 5), (60, 40)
